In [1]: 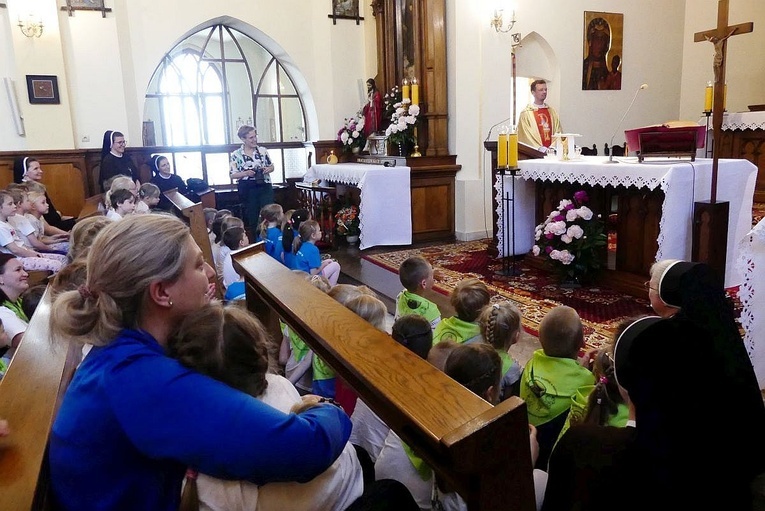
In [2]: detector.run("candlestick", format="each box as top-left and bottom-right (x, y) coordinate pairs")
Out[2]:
(402, 79), (410, 101)
(724, 83), (727, 111)
(411, 78), (419, 105)
(508, 132), (518, 167)
(704, 81), (713, 112)
(498, 133), (508, 167)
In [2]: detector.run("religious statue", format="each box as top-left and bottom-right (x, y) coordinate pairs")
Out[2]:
(362, 78), (383, 137)
(705, 29), (736, 84)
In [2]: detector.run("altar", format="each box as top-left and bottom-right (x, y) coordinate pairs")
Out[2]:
(497, 156), (757, 288)
(304, 163), (412, 250)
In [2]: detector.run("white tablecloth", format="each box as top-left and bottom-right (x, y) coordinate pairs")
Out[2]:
(498, 156), (757, 287)
(737, 218), (765, 388)
(305, 164), (412, 250)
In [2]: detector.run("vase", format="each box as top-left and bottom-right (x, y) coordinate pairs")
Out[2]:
(351, 146), (361, 155)
(346, 234), (359, 245)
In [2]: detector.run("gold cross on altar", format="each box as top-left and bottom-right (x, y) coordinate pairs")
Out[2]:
(694, 0), (753, 202)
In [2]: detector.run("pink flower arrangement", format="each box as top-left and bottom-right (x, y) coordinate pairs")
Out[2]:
(337, 114), (366, 153)
(532, 190), (606, 281)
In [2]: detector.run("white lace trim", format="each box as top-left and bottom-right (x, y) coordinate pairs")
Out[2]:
(736, 218), (765, 388)
(700, 111), (765, 131)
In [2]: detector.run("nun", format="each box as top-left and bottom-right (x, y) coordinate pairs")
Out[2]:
(99, 130), (139, 192)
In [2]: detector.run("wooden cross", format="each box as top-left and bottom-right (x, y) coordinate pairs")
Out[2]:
(694, 0), (753, 203)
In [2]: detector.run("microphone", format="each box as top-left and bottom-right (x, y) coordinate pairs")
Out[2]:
(485, 116), (514, 142)
(606, 83), (648, 163)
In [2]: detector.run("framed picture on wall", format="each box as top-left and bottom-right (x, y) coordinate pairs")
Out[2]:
(582, 11), (624, 90)
(61, 0), (112, 18)
(26, 75), (60, 105)
(328, 0), (363, 25)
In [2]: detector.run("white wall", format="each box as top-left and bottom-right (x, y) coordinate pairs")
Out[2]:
(452, 0), (688, 240)
(679, 0), (765, 119)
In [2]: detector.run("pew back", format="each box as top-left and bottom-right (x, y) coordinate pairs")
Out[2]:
(0, 291), (80, 511)
(233, 248), (536, 511)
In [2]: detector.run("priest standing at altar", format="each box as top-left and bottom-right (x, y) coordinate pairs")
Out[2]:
(517, 80), (561, 152)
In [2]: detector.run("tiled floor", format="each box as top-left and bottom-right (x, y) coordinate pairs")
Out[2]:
(328, 239), (541, 367)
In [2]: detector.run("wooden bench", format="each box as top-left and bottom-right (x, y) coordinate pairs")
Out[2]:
(77, 193), (105, 219)
(233, 247), (536, 511)
(164, 188), (222, 299)
(0, 290), (81, 511)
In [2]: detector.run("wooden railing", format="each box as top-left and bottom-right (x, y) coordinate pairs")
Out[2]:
(0, 291), (81, 511)
(233, 247), (536, 511)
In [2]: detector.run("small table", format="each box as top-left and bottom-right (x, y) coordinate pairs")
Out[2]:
(305, 163), (412, 250)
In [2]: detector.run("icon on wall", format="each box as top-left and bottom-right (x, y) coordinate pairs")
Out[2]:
(582, 11), (624, 90)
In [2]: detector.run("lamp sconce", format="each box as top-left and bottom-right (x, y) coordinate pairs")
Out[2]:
(490, 8), (516, 33)
(18, 15), (44, 38)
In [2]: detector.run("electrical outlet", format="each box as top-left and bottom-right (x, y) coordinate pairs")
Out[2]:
(82, 135), (90, 142)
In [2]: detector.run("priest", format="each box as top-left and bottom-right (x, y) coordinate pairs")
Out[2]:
(517, 80), (561, 153)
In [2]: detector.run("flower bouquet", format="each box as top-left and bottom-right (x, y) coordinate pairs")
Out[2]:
(382, 85), (419, 153)
(337, 113), (366, 154)
(532, 190), (607, 283)
(335, 205), (360, 237)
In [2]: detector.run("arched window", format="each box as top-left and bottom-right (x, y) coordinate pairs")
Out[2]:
(144, 23), (308, 186)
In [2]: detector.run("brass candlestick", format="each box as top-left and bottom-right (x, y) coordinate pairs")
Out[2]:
(410, 126), (421, 157)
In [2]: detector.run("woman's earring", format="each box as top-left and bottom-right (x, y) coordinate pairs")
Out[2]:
(168, 298), (173, 307)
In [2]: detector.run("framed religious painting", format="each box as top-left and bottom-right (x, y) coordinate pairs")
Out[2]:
(61, 0), (112, 17)
(26, 75), (60, 105)
(582, 11), (624, 90)
(328, 0), (363, 24)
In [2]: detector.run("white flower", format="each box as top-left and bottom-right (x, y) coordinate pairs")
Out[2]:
(532, 245), (541, 256)
(409, 104), (420, 116)
(547, 210), (559, 220)
(577, 206), (593, 220)
(357, 117), (365, 129)
(352, 130), (360, 138)
(340, 132), (349, 144)
(566, 209), (578, 222)
(550, 249), (575, 265)
(567, 225), (584, 239)
(561, 234), (573, 244)
(557, 199), (572, 211)
(545, 221), (567, 236)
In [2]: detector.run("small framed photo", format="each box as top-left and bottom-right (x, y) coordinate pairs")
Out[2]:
(26, 75), (60, 105)
(333, 0), (359, 17)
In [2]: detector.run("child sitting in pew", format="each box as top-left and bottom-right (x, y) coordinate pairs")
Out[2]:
(395, 256), (441, 331)
(256, 203), (284, 263)
(278, 271), (331, 395)
(216, 215), (244, 288)
(20, 184), (70, 253)
(168, 301), (365, 511)
(432, 278), (490, 345)
(135, 183), (161, 214)
(519, 305), (595, 471)
(478, 301), (524, 400)
(220, 226), (249, 296)
(106, 188), (136, 221)
(282, 208), (309, 270)
(293, 220), (341, 286)
(6, 186), (69, 255)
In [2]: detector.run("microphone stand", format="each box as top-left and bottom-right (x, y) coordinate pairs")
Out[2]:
(606, 84), (647, 163)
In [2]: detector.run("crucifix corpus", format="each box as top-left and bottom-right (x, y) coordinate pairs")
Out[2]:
(690, 0), (753, 276)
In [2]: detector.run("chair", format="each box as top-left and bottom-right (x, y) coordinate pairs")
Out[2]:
(295, 181), (337, 248)
(611, 144), (626, 157)
(580, 144), (598, 156)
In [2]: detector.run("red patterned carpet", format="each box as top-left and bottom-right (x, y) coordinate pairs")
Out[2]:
(754, 201), (765, 226)
(363, 240), (654, 351)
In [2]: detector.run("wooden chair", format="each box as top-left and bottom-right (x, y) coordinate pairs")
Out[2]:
(604, 143), (626, 157)
(294, 181), (337, 248)
(580, 144), (598, 156)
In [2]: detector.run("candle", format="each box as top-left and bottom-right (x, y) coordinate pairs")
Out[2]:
(498, 133), (508, 167)
(724, 83), (727, 110)
(704, 81), (713, 112)
(402, 79), (410, 101)
(411, 78), (419, 105)
(508, 132), (518, 167)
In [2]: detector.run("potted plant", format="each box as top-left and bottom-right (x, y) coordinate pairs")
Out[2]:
(531, 190), (607, 286)
(335, 204), (360, 244)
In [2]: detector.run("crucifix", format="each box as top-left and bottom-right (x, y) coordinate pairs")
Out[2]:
(691, 0), (753, 276)
(694, 0), (753, 202)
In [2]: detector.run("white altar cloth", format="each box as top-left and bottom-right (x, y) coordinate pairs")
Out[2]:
(305, 163), (412, 250)
(499, 156), (757, 287)
(699, 111), (765, 131)
(737, 218), (765, 388)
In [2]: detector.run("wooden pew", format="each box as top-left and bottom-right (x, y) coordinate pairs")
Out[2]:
(77, 193), (105, 219)
(163, 188), (222, 299)
(0, 290), (81, 511)
(233, 247), (536, 511)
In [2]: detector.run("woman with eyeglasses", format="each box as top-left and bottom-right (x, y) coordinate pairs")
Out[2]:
(99, 130), (139, 192)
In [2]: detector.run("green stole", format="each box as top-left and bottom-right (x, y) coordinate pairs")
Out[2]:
(3, 298), (28, 322)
